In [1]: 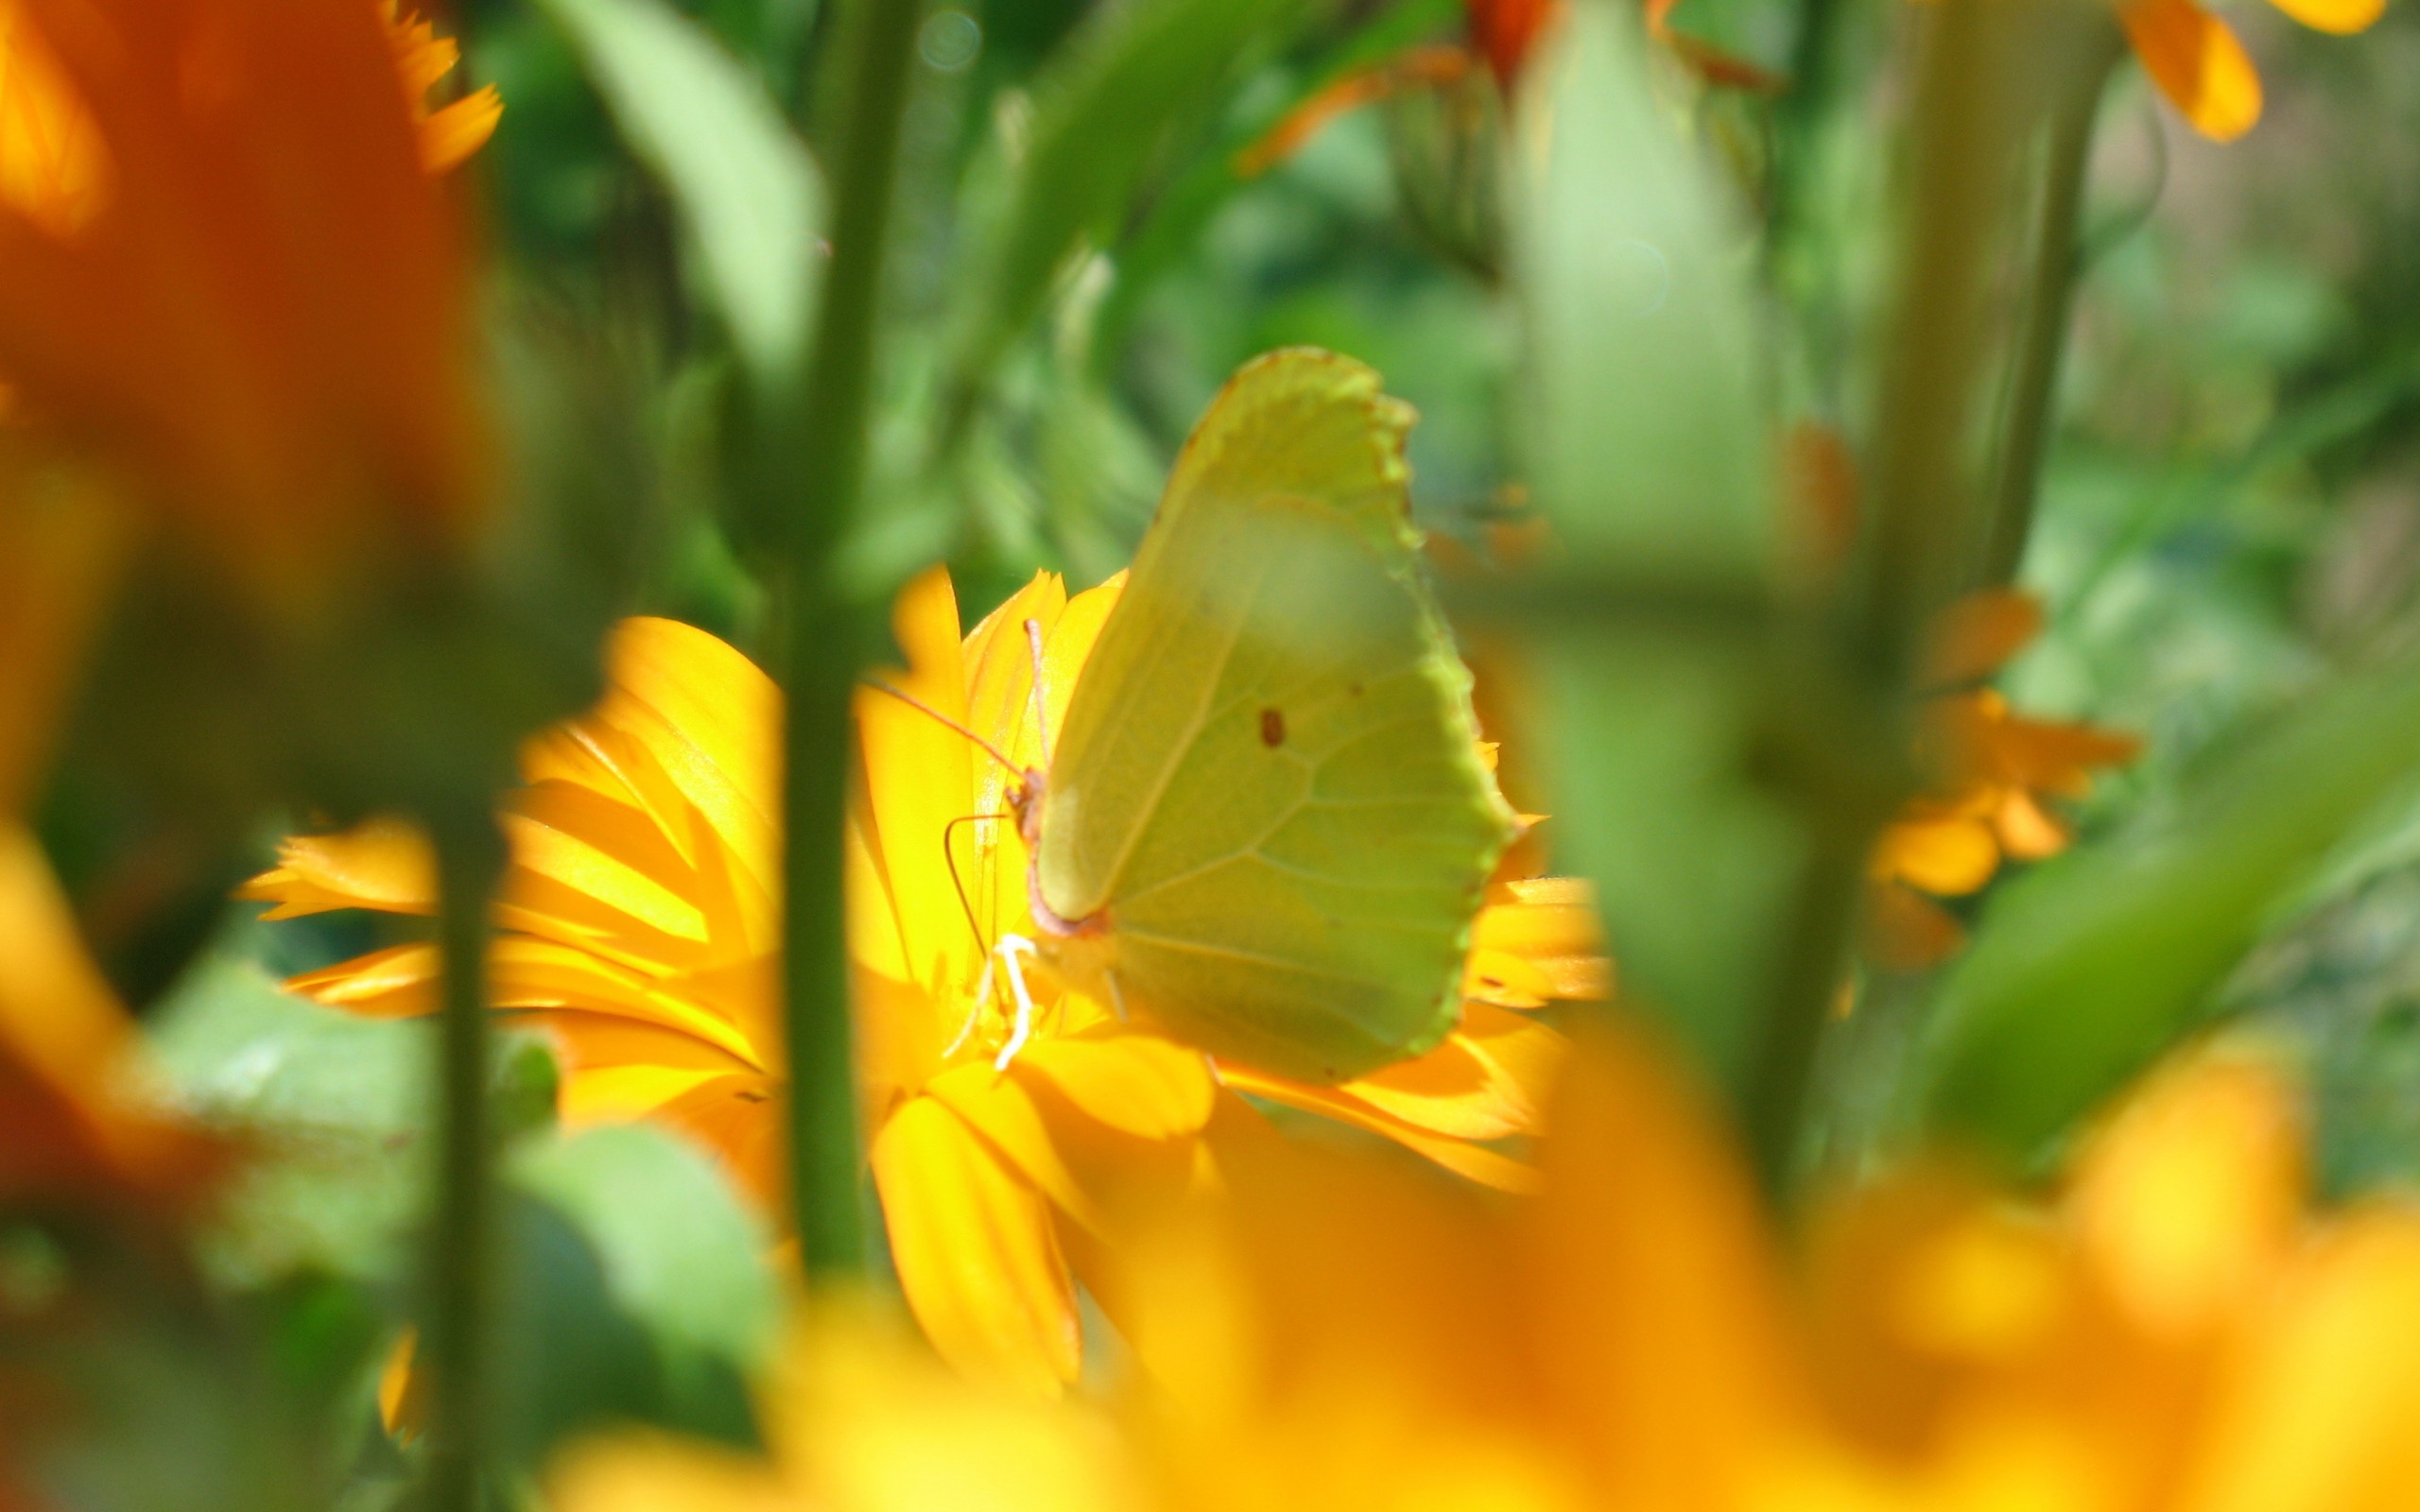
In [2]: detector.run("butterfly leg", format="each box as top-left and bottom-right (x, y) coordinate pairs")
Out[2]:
(943, 954), (996, 1059)
(1105, 969), (1130, 1023)
(991, 934), (1042, 1073)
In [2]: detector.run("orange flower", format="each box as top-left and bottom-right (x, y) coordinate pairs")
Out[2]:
(0, 0), (500, 813)
(2118, 0), (2382, 143)
(384, 5), (503, 174)
(248, 574), (1601, 1396)
(1115, 1027), (2420, 1511)
(0, 0), (495, 598)
(1866, 590), (2141, 970)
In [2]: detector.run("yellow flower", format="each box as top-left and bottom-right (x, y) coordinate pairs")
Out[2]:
(2118, 0), (2381, 144)
(547, 1299), (1148, 1512)
(1866, 590), (2140, 971)
(248, 571), (1602, 1398)
(1113, 1025), (2420, 1512)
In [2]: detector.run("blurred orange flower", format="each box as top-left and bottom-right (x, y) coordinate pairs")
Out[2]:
(0, 0), (495, 589)
(1866, 590), (2141, 970)
(2118, 0), (2382, 143)
(0, 823), (221, 1211)
(248, 576), (1601, 1397)
(0, 0), (499, 811)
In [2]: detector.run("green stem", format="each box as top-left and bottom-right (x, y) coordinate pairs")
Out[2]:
(1745, 829), (1866, 1194)
(1749, 0), (2051, 1194)
(422, 811), (505, 1512)
(779, 0), (923, 1280)
(1978, 26), (2120, 589)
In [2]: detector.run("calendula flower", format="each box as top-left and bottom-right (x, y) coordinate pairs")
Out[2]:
(0, 0), (501, 814)
(1866, 589), (2141, 970)
(0, 0), (494, 592)
(2117, 0), (2382, 143)
(249, 572), (1599, 1397)
(547, 1299), (1148, 1512)
(1115, 1024), (2420, 1512)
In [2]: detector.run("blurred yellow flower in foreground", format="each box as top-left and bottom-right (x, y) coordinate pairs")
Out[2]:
(1866, 590), (2140, 970)
(541, 1029), (2420, 1512)
(1117, 1029), (2420, 1512)
(548, 1301), (1148, 1512)
(2118, 0), (2381, 143)
(0, 0), (499, 811)
(248, 574), (1602, 1396)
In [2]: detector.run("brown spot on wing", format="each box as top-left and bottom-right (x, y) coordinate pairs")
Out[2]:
(1259, 708), (1287, 747)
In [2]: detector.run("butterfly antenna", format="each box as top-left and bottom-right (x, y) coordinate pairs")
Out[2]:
(1022, 617), (1051, 761)
(939, 812), (1004, 956)
(862, 678), (1024, 777)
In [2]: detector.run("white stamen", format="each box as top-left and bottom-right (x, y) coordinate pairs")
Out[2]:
(992, 934), (1042, 1072)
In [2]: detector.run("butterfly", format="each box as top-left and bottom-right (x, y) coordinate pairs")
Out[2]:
(898, 348), (1516, 1085)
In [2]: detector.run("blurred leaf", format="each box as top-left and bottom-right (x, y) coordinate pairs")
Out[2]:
(148, 953), (431, 1285)
(510, 1125), (779, 1375)
(1512, 0), (1767, 585)
(1913, 647), (2420, 1160)
(1509, 0), (1790, 1091)
(942, 0), (1315, 422)
(536, 0), (825, 385)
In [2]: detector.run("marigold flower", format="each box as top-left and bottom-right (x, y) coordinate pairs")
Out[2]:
(246, 576), (1603, 1397)
(1866, 589), (2141, 970)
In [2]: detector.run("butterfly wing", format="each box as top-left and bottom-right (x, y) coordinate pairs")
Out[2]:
(1036, 349), (1516, 1083)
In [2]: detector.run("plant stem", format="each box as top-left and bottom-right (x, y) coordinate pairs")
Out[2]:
(1750, 0), (2049, 1194)
(1978, 25), (2121, 588)
(422, 809), (505, 1512)
(779, 0), (923, 1280)
(1745, 829), (1866, 1194)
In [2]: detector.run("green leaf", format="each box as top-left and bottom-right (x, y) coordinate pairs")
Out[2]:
(536, 0), (825, 385)
(1508, 0), (1788, 1091)
(147, 954), (433, 1284)
(1511, 0), (1768, 586)
(1913, 649), (2420, 1159)
(510, 1125), (780, 1378)
(942, 0), (1314, 421)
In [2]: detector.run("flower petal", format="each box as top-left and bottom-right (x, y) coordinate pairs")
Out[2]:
(2123, 0), (2262, 143)
(1328, 1005), (1568, 1142)
(239, 817), (437, 919)
(1220, 1067), (1544, 1194)
(1014, 1030), (1218, 1140)
(590, 617), (781, 894)
(2265, 0), (2384, 35)
(855, 569), (981, 994)
(1526, 1025), (1806, 1501)
(871, 1096), (1081, 1399)
(2068, 1053), (2304, 1338)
